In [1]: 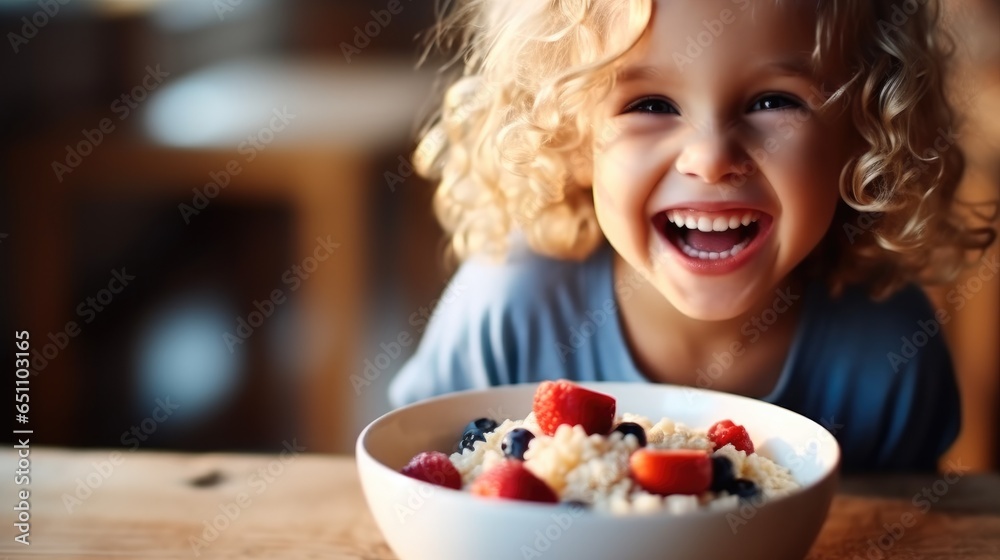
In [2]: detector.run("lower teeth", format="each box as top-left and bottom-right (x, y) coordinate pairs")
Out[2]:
(679, 238), (750, 260)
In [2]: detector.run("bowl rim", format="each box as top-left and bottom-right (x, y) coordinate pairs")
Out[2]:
(357, 381), (842, 518)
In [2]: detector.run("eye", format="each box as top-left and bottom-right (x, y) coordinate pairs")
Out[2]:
(622, 97), (679, 115)
(750, 94), (801, 112)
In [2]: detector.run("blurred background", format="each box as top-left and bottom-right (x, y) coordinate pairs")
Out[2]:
(0, 0), (997, 469)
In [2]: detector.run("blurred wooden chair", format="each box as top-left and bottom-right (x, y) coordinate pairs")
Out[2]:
(8, 59), (434, 453)
(934, 0), (1000, 472)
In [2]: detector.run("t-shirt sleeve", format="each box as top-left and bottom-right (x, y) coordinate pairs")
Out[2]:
(873, 312), (961, 471)
(387, 258), (519, 408)
(775, 284), (962, 473)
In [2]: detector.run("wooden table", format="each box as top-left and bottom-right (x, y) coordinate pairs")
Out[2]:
(2, 449), (998, 559)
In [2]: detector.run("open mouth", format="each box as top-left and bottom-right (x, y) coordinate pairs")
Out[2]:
(652, 209), (772, 267)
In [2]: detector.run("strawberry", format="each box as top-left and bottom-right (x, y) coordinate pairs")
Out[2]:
(400, 451), (462, 490)
(707, 420), (735, 440)
(532, 380), (616, 436)
(629, 448), (712, 496)
(708, 419), (755, 454)
(470, 460), (558, 503)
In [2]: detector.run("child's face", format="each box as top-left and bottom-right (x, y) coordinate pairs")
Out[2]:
(591, 0), (853, 321)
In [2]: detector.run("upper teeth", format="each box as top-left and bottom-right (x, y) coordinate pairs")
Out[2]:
(667, 211), (760, 232)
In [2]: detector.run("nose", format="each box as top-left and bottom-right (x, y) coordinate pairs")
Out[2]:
(674, 128), (747, 185)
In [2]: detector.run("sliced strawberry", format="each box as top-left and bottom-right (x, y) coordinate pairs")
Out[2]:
(629, 448), (712, 496)
(400, 451), (462, 490)
(708, 419), (755, 454)
(532, 380), (616, 436)
(470, 460), (558, 503)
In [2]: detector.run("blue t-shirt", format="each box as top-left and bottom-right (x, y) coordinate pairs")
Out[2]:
(389, 243), (959, 473)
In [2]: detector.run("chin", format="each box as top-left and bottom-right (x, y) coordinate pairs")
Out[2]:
(674, 303), (752, 323)
(654, 280), (758, 323)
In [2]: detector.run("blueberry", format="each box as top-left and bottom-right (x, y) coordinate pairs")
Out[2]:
(710, 456), (735, 492)
(465, 418), (499, 434)
(501, 428), (535, 460)
(726, 478), (760, 500)
(458, 417), (498, 452)
(612, 422), (647, 447)
(458, 431), (480, 452)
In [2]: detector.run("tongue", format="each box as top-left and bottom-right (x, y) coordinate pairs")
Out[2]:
(684, 229), (743, 253)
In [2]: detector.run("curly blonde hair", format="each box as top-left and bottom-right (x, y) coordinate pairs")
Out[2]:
(415, 0), (996, 296)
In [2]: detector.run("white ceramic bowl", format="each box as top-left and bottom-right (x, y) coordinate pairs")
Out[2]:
(357, 382), (839, 560)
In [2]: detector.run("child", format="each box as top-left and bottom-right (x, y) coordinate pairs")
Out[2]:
(389, 0), (996, 472)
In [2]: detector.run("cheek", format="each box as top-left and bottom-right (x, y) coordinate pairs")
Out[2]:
(772, 122), (845, 191)
(800, 131), (847, 212)
(591, 172), (627, 244)
(592, 151), (633, 219)
(590, 169), (613, 226)
(591, 168), (618, 210)
(592, 148), (656, 253)
(771, 137), (844, 241)
(593, 141), (658, 210)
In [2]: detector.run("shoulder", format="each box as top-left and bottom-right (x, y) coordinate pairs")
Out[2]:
(805, 282), (949, 366)
(792, 282), (958, 471)
(435, 242), (614, 347)
(388, 243), (613, 407)
(820, 281), (940, 324)
(454, 242), (610, 311)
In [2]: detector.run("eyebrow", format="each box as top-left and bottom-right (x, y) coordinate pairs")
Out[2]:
(759, 56), (817, 79)
(613, 65), (663, 85)
(614, 56), (816, 85)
